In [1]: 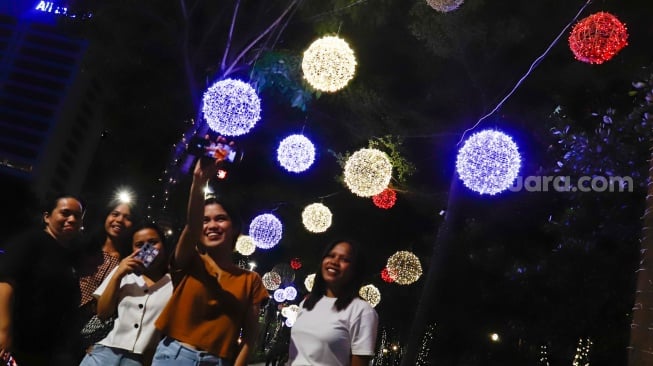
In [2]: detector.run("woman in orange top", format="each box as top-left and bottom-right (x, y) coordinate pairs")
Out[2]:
(152, 158), (268, 366)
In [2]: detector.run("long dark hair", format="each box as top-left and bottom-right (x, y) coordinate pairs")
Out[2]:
(303, 238), (366, 311)
(81, 200), (139, 257)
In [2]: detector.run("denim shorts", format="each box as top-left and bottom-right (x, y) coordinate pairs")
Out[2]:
(151, 337), (232, 366)
(79, 344), (143, 366)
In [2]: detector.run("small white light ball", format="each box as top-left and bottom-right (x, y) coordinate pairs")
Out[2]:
(302, 203), (333, 233)
(302, 36), (357, 93)
(344, 148), (393, 197)
(277, 134), (316, 173)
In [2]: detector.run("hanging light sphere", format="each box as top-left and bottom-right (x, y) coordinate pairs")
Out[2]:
(284, 286), (298, 301)
(304, 273), (316, 292)
(302, 203), (333, 233)
(344, 148), (393, 197)
(273, 288), (287, 303)
(249, 214), (283, 249)
(568, 12), (628, 65)
(372, 188), (397, 209)
(381, 267), (395, 283)
(426, 0), (464, 13)
(359, 284), (381, 308)
(277, 134), (316, 173)
(455, 129), (521, 195)
(302, 35), (357, 92)
(272, 263), (296, 285)
(290, 257), (302, 270)
(386, 251), (423, 285)
(202, 78), (261, 136)
(282, 304), (301, 327)
(235, 235), (256, 256)
(262, 271), (282, 291)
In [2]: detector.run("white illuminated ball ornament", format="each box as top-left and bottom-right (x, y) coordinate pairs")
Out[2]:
(386, 251), (423, 285)
(344, 148), (393, 197)
(273, 288), (287, 303)
(455, 129), (521, 195)
(302, 36), (357, 93)
(301, 203), (332, 233)
(202, 78), (261, 136)
(235, 235), (256, 256)
(277, 134), (316, 173)
(262, 271), (282, 291)
(304, 273), (316, 292)
(359, 284), (381, 307)
(249, 214), (283, 249)
(283, 286), (298, 301)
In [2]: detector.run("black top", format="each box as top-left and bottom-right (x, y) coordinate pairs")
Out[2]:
(0, 229), (81, 359)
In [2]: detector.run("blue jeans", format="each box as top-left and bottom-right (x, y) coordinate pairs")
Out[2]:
(152, 337), (232, 366)
(79, 344), (143, 366)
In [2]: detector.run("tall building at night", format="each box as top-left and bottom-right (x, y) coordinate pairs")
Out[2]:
(0, 0), (102, 200)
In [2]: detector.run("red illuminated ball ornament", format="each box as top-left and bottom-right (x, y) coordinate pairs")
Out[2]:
(381, 267), (395, 283)
(372, 188), (397, 209)
(290, 258), (302, 270)
(568, 12), (628, 65)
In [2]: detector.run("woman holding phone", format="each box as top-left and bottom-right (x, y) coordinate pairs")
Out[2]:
(152, 157), (268, 366)
(79, 222), (173, 366)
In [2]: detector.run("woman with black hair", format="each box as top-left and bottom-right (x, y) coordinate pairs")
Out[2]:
(77, 200), (136, 355)
(152, 159), (268, 366)
(79, 221), (173, 366)
(0, 193), (85, 365)
(288, 239), (379, 366)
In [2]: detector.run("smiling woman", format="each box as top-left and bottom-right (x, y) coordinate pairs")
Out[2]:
(76, 200), (139, 359)
(288, 239), (379, 366)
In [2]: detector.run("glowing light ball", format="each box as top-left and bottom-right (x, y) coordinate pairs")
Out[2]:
(304, 273), (316, 291)
(273, 288), (287, 302)
(284, 286), (298, 301)
(302, 36), (357, 92)
(344, 148), (393, 197)
(359, 284), (381, 307)
(262, 271), (282, 291)
(277, 134), (316, 173)
(386, 251), (422, 285)
(272, 263), (296, 285)
(372, 188), (397, 209)
(235, 235), (256, 256)
(381, 267), (395, 283)
(569, 12), (628, 65)
(426, 0), (464, 13)
(302, 203), (333, 233)
(455, 129), (521, 195)
(249, 214), (283, 249)
(290, 257), (302, 270)
(282, 304), (301, 327)
(202, 78), (261, 136)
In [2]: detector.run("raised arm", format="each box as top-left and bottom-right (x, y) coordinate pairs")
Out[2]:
(0, 282), (14, 360)
(174, 158), (217, 268)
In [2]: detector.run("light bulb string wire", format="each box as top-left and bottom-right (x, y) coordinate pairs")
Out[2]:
(456, 0), (593, 146)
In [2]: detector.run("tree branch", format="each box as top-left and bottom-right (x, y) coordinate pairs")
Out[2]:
(223, 0), (300, 78)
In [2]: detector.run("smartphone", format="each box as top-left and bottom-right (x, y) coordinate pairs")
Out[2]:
(135, 242), (159, 268)
(188, 135), (239, 163)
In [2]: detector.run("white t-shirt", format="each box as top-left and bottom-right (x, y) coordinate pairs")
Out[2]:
(93, 267), (173, 354)
(288, 296), (378, 366)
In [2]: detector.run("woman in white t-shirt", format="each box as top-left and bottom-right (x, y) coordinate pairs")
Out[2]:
(288, 239), (379, 366)
(79, 222), (173, 366)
